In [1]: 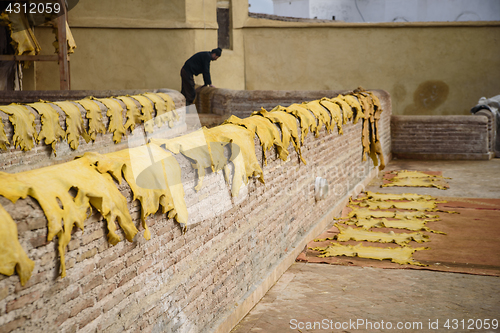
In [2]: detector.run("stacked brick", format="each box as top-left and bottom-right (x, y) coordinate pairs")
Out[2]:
(391, 115), (492, 160)
(0, 90), (391, 333)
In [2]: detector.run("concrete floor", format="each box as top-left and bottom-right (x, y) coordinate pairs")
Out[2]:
(231, 159), (500, 333)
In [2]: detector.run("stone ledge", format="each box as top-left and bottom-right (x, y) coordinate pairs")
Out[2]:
(393, 152), (494, 160)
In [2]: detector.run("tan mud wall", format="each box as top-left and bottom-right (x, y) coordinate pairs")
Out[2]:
(0, 91), (391, 333)
(242, 21), (500, 116)
(391, 115), (492, 160)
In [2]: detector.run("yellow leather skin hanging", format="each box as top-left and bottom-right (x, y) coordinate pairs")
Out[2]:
(0, 104), (36, 151)
(53, 101), (91, 149)
(94, 98), (127, 143)
(75, 98), (106, 141)
(0, 203), (35, 286)
(28, 102), (66, 154)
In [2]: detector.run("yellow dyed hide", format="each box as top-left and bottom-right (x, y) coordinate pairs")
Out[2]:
(286, 103), (318, 142)
(53, 101), (90, 149)
(0, 118), (8, 150)
(130, 95), (155, 133)
(28, 102), (65, 154)
(116, 96), (143, 132)
(319, 98), (343, 134)
(75, 98), (106, 141)
(312, 243), (428, 266)
(95, 98), (127, 143)
(336, 223), (430, 245)
(0, 157), (137, 277)
(0, 104), (36, 151)
(0, 204), (35, 286)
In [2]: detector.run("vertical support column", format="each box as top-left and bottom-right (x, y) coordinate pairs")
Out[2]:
(57, 0), (69, 90)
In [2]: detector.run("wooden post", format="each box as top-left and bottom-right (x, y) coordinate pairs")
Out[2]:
(57, 0), (69, 90)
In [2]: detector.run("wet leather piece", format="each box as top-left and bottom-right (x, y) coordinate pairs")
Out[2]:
(383, 170), (451, 190)
(206, 124), (264, 196)
(130, 95), (155, 133)
(0, 12), (40, 56)
(303, 100), (332, 133)
(84, 144), (187, 236)
(53, 101), (91, 150)
(345, 217), (444, 234)
(358, 191), (436, 201)
(319, 98), (343, 134)
(117, 96), (143, 131)
(253, 107), (306, 164)
(342, 95), (364, 124)
(330, 95), (354, 124)
(335, 223), (430, 245)
(27, 102), (65, 154)
(150, 128), (226, 192)
(0, 118), (8, 150)
(74, 99), (106, 142)
(285, 103), (318, 141)
(0, 156), (137, 277)
(312, 243), (428, 266)
(0, 104), (36, 151)
(143, 93), (179, 128)
(0, 203), (35, 286)
(95, 98), (127, 143)
(224, 115), (287, 164)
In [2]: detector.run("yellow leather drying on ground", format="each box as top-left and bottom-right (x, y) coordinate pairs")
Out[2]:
(383, 177), (449, 190)
(0, 157), (137, 277)
(336, 223), (429, 245)
(27, 102), (65, 154)
(346, 217), (444, 234)
(0, 204), (35, 286)
(303, 100), (332, 133)
(312, 243), (428, 266)
(53, 101), (90, 149)
(254, 108), (306, 164)
(0, 118), (8, 150)
(319, 98), (343, 134)
(356, 199), (441, 212)
(330, 95), (353, 124)
(357, 191), (436, 202)
(343, 207), (438, 220)
(130, 95), (154, 133)
(75, 98), (106, 141)
(84, 144), (187, 235)
(342, 95), (364, 124)
(0, 104), (36, 151)
(150, 128), (226, 191)
(224, 115), (287, 164)
(143, 93), (178, 128)
(1, 12), (40, 56)
(116, 96), (143, 131)
(95, 98), (127, 143)
(206, 124), (264, 196)
(286, 103), (318, 142)
(391, 170), (450, 179)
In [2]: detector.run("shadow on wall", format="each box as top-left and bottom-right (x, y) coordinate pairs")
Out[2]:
(403, 80), (450, 115)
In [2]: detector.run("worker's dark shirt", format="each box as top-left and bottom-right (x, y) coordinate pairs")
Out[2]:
(182, 51), (213, 86)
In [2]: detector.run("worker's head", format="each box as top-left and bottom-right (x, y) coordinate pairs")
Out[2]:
(211, 48), (222, 61)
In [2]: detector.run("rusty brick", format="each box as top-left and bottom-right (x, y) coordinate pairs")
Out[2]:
(6, 290), (40, 312)
(2, 316), (27, 332)
(78, 308), (101, 329)
(96, 250), (119, 269)
(105, 263), (125, 280)
(62, 286), (81, 303)
(97, 283), (116, 302)
(0, 286), (9, 301)
(30, 235), (49, 248)
(82, 275), (104, 294)
(103, 293), (125, 313)
(138, 259), (154, 275)
(77, 248), (98, 262)
(70, 297), (94, 317)
(55, 311), (70, 326)
(125, 284), (140, 297)
(82, 229), (105, 245)
(118, 270), (137, 288)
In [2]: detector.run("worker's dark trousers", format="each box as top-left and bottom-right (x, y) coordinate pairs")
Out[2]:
(180, 68), (196, 105)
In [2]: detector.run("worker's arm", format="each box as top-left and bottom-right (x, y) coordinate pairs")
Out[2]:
(202, 55), (212, 86)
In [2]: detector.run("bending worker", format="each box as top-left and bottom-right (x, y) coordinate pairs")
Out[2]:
(180, 48), (222, 105)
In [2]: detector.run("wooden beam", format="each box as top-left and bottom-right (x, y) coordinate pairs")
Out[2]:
(0, 55), (59, 61)
(57, 0), (70, 90)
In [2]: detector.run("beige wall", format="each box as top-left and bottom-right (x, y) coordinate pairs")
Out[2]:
(26, 1), (500, 115)
(242, 20), (500, 115)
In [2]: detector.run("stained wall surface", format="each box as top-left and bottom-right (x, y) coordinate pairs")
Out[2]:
(0, 90), (391, 333)
(242, 20), (500, 115)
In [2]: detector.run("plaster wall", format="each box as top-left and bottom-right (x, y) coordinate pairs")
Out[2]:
(276, 0), (500, 22)
(242, 21), (500, 115)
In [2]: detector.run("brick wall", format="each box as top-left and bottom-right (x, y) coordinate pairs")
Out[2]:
(391, 115), (493, 160)
(0, 90), (391, 333)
